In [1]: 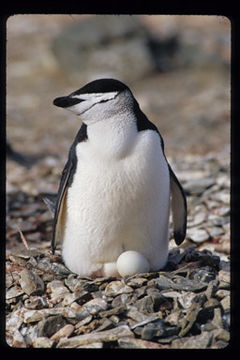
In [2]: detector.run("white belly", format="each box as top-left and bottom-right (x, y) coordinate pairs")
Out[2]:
(62, 130), (170, 276)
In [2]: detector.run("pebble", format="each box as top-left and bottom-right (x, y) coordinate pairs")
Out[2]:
(104, 280), (133, 297)
(57, 325), (133, 348)
(19, 269), (44, 296)
(184, 178), (215, 196)
(6, 286), (24, 300)
(32, 337), (54, 348)
(82, 298), (108, 315)
(37, 314), (66, 337)
(118, 336), (168, 348)
(171, 331), (212, 349)
(220, 295), (230, 312)
(50, 324), (75, 342)
(187, 228), (210, 243)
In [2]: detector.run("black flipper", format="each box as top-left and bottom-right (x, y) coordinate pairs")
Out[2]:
(51, 123), (88, 254)
(168, 164), (187, 245)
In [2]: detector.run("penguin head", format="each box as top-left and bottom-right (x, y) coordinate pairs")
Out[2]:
(53, 78), (135, 124)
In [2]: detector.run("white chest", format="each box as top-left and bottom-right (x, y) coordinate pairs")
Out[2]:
(63, 124), (170, 275)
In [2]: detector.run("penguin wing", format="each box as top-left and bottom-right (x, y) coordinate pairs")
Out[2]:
(168, 164), (187, 245)
(51, 123), (88, 254)
(51, 160), (72, 253)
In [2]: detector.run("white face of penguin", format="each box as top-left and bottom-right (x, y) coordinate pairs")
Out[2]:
(53, 79), (135, 125)
(68, 91), (119, 117)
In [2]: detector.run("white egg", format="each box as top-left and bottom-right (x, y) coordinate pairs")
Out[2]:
(116, 250), (150, 277)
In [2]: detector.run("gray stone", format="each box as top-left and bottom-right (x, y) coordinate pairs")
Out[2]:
(118, 336), (169, 348)
(187, 228), (210, 243)
(171, 331), (212, 349)
(77, 342), (103, 348)
(99, 305), (127, 318)
(140, 319), (180, 340)
(168, 276), (208, 292)
(50, 324), (75, 342)
(178, 302), (202, 337)
(190, 268), (216, 283)
(82, 297), (108, 315)
(218, 270), (230, 284)
(37, 315), (66, 338)
(126, 277), (148, 288)
(11, 329), (26, 348)
(57, 325), (134, 348)
(215, 289), (229, 300)
(205, 280), (219, 300)
(32, 336), (54, 348)
(126, 306), (152, 323)
(24, 296), (48, 310)
(6, 286), (24, 300)
(104, 280), (133, 297)
(220, 295), (230, 312)
(19, 269), (44, 296)
(184, 178), (215, 196)
(153, 276), (172, 290)
(46, 279), (70, 303)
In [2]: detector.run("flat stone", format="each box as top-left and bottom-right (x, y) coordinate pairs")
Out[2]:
(167, 276), (208, 292)
(184, 178), (215, 196)
(82, 298), (108, 315)
(171, 331), (212, 349)
(12, 249), (42, 259)
(126, 306), (151, 323)
(24, 296), (48, 310)
(218, 270), (230, 284)
(46, 279), (70, 303)
(187, 228), (210, 243)
(32, 337), (54, 348)
(178, 302), (202, 337)
(94, 318), (114, 332)
(19, 269), (44, 296)
(130, 314), (160, 330)
(212, 328), (230, 343)
(215, 289), (229, 300)
(104, 281), (133, 297)
(153, 276), (172, 290)
(187, 211), (207, 228)
(126, 277), (148, 288)
(38, 314), (66, 338)
(207, 226), (225, 238)
(177, 292), (196, 309)
(23, 310), (45, 323)
(221, 295), (230, 312)
(6, 286), (24, 300)
(57, 325), (134, 348)
(190, 268), (216, 283)
(118, 336), (169, 348)
(77, 342), (103, 348)
(99, 305), (127, 318)
(140, 319), (180, 340)
(50, 324), (75, 342)
(11, 329), (26, 348)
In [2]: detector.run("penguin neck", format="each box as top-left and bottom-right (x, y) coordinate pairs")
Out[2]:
(86, 111), (137, 159)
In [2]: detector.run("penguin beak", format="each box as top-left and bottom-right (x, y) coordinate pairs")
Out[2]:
(53, 96), (84, 108)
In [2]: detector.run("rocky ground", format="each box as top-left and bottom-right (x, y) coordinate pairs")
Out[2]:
(6, 15), (230, 348)
(6, 151), (230, 348)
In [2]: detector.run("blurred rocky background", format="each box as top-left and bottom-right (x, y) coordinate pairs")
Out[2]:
(6, 15), (231, 348)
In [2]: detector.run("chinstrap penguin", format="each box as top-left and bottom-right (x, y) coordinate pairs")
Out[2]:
(52, 78), (187, 278)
